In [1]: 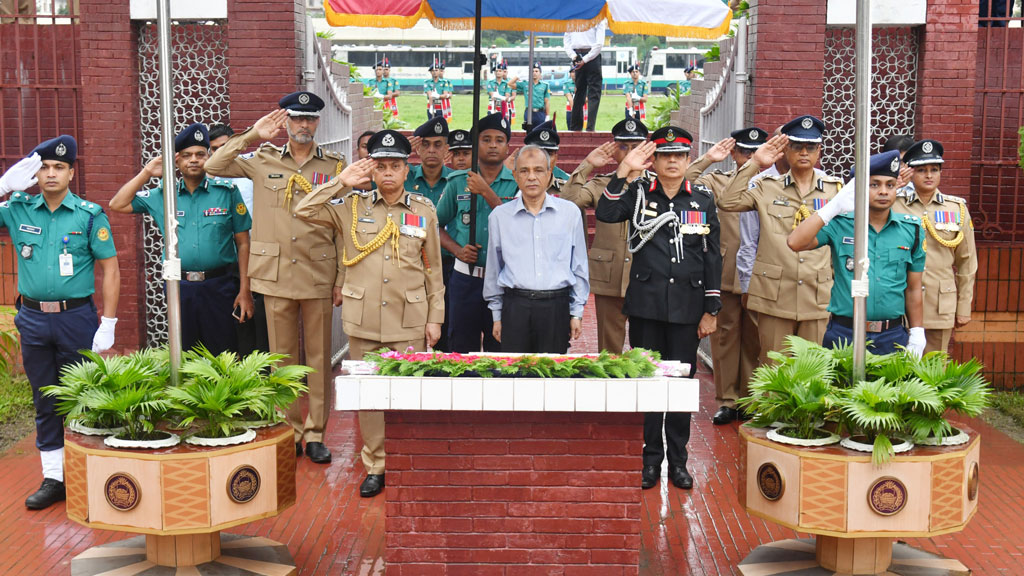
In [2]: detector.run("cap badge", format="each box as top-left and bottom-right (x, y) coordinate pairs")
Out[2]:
(625, 120), (636, 132)
(540, 131), (550, 141)
(298, 93), (310, 105)
(455, 133), (464, 141)
(194, 130), (204, 142)
(890, 157), (900, 172)
(665, 131), (676, 142)
(749, 130), (759, 140)
(801, 118), (813, 130)
(55, 142), (67, 157)
(382, 134), (395, 146)
(501, 119), (507, 129)
(434, 123), (443, 134)
(922, 141), (933, 153)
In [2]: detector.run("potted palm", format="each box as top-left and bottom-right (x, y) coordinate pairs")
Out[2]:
(43, 349), (176, 448)
(738, 336), (841, 446)
(168, 347), (311, 446)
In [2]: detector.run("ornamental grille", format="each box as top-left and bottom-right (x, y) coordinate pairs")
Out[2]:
(137, 22), (230, 346)
(821, 27), (920, 179)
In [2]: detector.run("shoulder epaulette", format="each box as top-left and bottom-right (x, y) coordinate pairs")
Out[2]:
(0, 201), (8, 208)
(410, 194), (434, 207)
(77, 200), (104, 215)
(323, 149), (343, 160)
(258, 142), (282, 153)
(764, 173), (785, 181)
(209, 179), (235, 188)
(694, 183), (714, 197)
(135, 190), (150, 197)
(944, 195), (966, 204)
(330, 197), (344, 205)
(901, 213), (922, 224)
(8, 192), (31, 203)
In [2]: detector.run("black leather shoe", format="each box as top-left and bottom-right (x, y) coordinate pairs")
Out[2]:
(669, 466), (693, 490)
(360, 474), (385, 497)
(296, 442), (303, 457)
(712, 406), (738, 425)
(737, 407), (752, 421)
(305, 441), (332, 463)
(641, 465), (660, 490)
(25, 478), (66, 510)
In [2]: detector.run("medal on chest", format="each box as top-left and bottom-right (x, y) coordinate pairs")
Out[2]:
(932, 209), (961, 231)
(680, 211), (710, 236)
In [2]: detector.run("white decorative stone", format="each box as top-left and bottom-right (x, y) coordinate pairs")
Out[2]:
(544, 379), (575, 411)
(335, 375), (361, 411)
(513, 378), (545, 411)
(389, 378), (421, 410)
(360, 376), (391, 410)
(575, 379), (606, 412)
(606, 379), (638, 412)
(421, 378), (452, 410)
(452, 378), (483, 410)
(668, 379), (701, 412)
(636, 379), (669, 412)
(483, 379), (514, 411)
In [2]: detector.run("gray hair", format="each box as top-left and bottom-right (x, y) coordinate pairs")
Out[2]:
(513, 145), (551, 172)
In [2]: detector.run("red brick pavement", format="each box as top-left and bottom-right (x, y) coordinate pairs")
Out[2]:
(0, 296), (1022, 574)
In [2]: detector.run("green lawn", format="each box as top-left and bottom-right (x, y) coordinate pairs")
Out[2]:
(992, 390), (1024, 428)
(386, 92), (669, 133)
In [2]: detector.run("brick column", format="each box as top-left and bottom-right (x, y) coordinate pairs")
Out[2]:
(79, 0), (143, 350)
(385, 411), (644, 575)
(748, 0), (828, 131)
(915, 0), (977, 200)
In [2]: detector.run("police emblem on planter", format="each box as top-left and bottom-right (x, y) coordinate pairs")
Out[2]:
(227, 465), (261, 504)
(756, 463), (784, 501)
(968, 462), (979, 502)
(801, 117), (813, 130)
(105, 473), (141, 511)
(867, 476), (907, 516)
(298, 93), (310, 105)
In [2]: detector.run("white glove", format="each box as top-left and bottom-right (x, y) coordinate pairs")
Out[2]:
(906, 326), (926, 359)
(92, 316), (117, 353)
(0, 153), (42, 197)
(817, 177), (857, 225)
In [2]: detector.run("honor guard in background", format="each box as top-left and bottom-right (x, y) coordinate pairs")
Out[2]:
(296, 130), (443, 498)
(367, 61), (387, 102)
(110, 123), (253, 355)
(560, 117), (648, 353)
(382, 58), (400, 118)
(564, 69), (577, 130)
(689, 128), (766, 425)
(436, 113), (518, 353)
(448, 129), (473, 172)
(406, 116), (455, 351)
(893, 140), (977, 353)
(523, 62), (551, 128)
(623, 63), (648, 121)
(438, 62), (454, 120)
(596, 127), (722, 491)
(788, 151), (926, 357)
(522, 120), (570, 192)
(204, 90), (345, 464)
(720, 115), (843, 364)
(0, 136), (121, 509)
(424, 61), (444, 121)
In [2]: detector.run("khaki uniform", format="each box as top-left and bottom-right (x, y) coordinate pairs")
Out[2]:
(205, 129), (346, 443)
(690, 155), (759, 408)
(893, 189), (977, 353)
(720, 161), (842, 363)
(296, 183), (444, 474)
(560, 160), (632, 352)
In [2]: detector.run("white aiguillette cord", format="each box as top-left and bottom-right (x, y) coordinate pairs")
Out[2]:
(627, 181), (685, 262)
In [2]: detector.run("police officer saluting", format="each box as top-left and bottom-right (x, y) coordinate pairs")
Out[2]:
(110, 123), (253, 354)
(787, 151), (926, 356)
(0, 136), (120, 509)
(295, 130), (443, 498)
(894, 140), (977, 353)
(596, 127), (722, 491)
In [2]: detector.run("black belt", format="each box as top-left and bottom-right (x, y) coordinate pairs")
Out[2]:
(19, 295), (92, 313)
(182, 265), (230, 282)
(574, 49), (593, 55)
(505, 287), (571, 300)
(831, 315), (903, 333)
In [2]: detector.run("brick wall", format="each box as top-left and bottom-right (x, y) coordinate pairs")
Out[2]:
(385, 411), (644, 575)
(338, 60), (383, 150)
(79, 0), (143, 352)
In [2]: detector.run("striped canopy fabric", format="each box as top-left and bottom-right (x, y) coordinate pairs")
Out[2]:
(324, 0), (732, 39)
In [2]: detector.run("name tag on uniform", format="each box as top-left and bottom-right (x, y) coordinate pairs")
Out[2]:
(772, 199), (790, 206)
(204, 207), (228, 216)
(268, 173), (284, 179)
(642, 209), (658, 217)
(457, 194), (471, 201)
(176, 210), (185, 217)
(59, 253), (74, 277)
(842, 237), (854, 245)
(358, 217), (375, 223)
(18, 224), (41, 235)
(400, 225), (426, 239)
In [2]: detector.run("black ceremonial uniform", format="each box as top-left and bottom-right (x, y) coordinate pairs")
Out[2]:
(596, 168), (722, 488)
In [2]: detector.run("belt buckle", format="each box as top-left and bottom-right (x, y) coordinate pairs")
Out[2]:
(185, 271), (205, 282)
(866, 320), (882, 333)
(40, 301), (61, 313)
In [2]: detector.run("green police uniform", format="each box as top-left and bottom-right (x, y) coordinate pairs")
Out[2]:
(553, 166), (570, 182)
(0, 191), (115, 300)
(406, 164), (454, 258)
(365, 78), (384, 97)
(131, 176), (251, 271)
(528, 81), (550, 111)
(623, 79), (648, 98)
(436, 167), (517, 268)
(815, 211), (926, 320)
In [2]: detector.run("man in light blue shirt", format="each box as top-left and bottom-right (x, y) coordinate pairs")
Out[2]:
(484, 145), (589, 353)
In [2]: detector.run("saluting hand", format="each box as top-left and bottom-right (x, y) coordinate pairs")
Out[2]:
(144, 155), (163, 179)
(408, 135), (422, 154)
(616, 141), (655, 179)
(0, 153), (42, 196)
(339, 158), (375, 188)
(706, 137), (735, 163)
(896, 164), (914, 190)
(253, 109), (289, 141)
(584, 142), (617, 169)
(752, 134), (788, 169)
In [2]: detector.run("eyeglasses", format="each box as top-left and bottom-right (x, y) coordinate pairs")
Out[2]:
(787, 142), (820, 153)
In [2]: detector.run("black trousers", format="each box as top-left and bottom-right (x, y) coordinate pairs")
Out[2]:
(500, 289), (571, 354)
(180, 274), (239, 355)
(236, 291), (269, 356)
(433, 255), (456, 352)
(571, 53), (602, 131)
(448, 270), (500, 353)
(630, 316), (698, 468)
